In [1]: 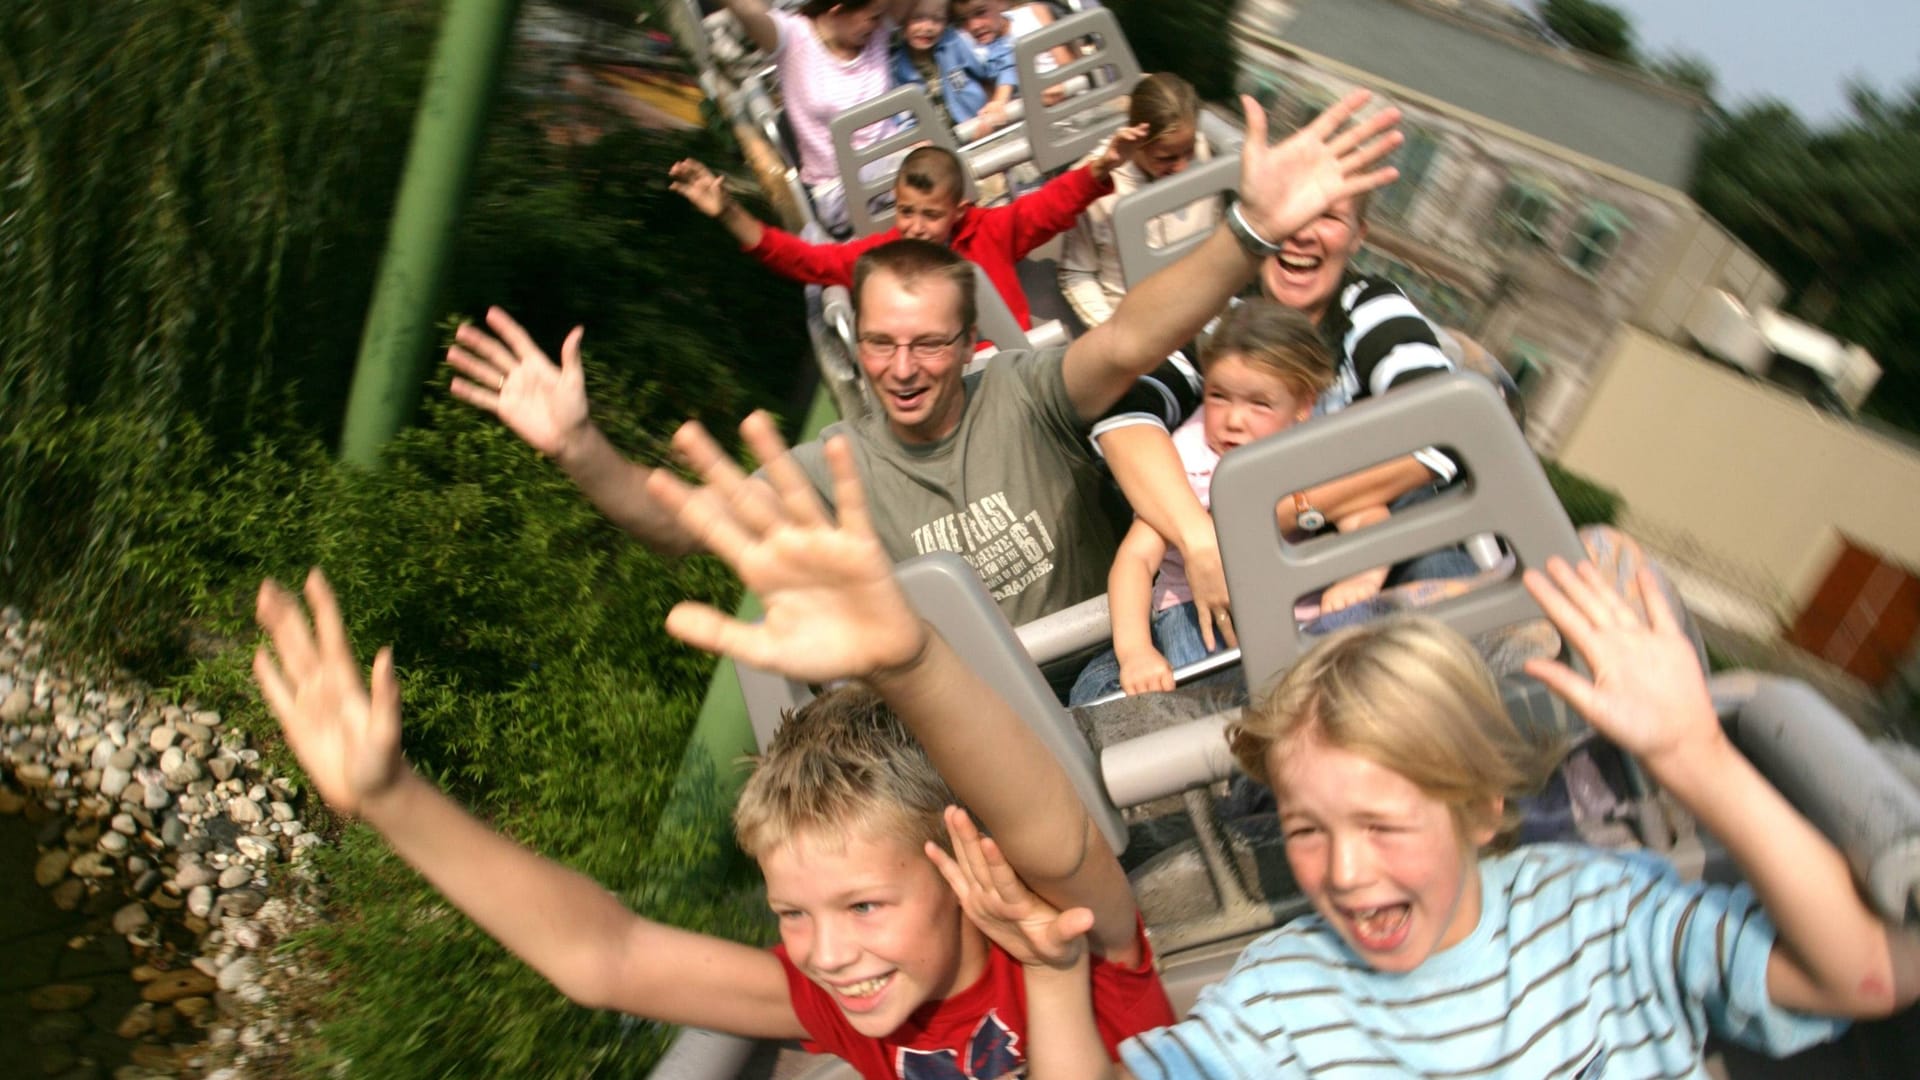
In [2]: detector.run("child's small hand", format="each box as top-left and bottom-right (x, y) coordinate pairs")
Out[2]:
(927, 806), (1093, 972)
(976, 100), (1008, 135)
(1093, 122), (1150, 184)
(647, 415), (930, 684)
(1523, 557), (1719, 768)
(252, 570), (405, 819)
(667, 158), (731, 218)
(1320, 566), (1389, 613)
(1118, 647), (1175, 696)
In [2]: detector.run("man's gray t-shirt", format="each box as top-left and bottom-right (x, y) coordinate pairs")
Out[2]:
(790, 346), (1116, 628)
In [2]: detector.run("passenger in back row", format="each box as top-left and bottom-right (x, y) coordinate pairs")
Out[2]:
(1069, 301), (1392, 705)
(941, 561), (1920, 1078)
(891, 0), (1017, 138)
(669, 136), (1137, 332)
(1059, 73), (1220, 330)
(452, 92), (1405, 640)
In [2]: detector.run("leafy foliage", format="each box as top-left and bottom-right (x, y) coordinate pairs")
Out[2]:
(1536, 0), (1637, 65)
(1101, 0), (1238, 103)
(1543, 459), (1622, 528)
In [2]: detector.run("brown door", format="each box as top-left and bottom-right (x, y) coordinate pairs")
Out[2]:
(1789, 538), (1920, 688)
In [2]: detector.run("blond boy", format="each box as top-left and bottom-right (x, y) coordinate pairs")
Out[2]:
(250, 415), (1171, 1079)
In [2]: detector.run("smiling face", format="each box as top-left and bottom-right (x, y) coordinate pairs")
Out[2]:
(904, 2), (947, 50)
(892, 183), (964, 244)
(760, 827), (986, 1039)
(1201, 353), (1311, 456)
(855, 269), (972, 444)
(1272, 732), (1495, 973)
(1261, 196), (1368, 326)
(1137, 124), (1198, 181)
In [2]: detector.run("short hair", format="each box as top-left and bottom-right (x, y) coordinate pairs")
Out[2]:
(852, 238), (978, 333)
(1202, 298), (1336, 399)
(898, 145), (967, 202)
(800, 0), (881, 16)
(1228, 617), (1562, 845)
(733, 684), (954, 860)
(1128, 73), (1200, 142)
(1347, 189), (1372, 225)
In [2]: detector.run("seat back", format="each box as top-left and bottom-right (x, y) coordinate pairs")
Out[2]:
(829, 85), (971, 237)
(1012, 9), (1141, 173)
(972, 263), (1033, 356)
(1211, 374), (1588, 694)
(734, 554), (1128, 852)
(1113, 152), (1240, 288)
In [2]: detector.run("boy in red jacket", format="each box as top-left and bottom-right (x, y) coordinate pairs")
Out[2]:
(670, 134), (1140, 330)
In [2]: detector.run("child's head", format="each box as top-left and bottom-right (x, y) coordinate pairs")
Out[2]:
(903, 0), (948, 52)
(1229, 618), (1561, 972)
(952, 0), (1007, 46)
(892, 146), (970, 244)
(1128, 74), (1202, 180)
(1197, 299), (1334, 455)
(736, 685), (986, 1037)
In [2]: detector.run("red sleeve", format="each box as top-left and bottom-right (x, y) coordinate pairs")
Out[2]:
(1089, 916), (1177, 1054)
(1002, 166), (1113, 261)
(747, 225), (892, 288)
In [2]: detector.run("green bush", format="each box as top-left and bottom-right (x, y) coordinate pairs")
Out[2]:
(1543, 459), (1624, 527)
(1102, 0), (1239, 101)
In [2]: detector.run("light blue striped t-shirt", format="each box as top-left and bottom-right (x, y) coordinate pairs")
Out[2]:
(1122, 844), (1848, 1078)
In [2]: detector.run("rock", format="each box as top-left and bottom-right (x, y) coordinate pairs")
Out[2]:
(172, 995), (213, 1020)
(174, 863), (215, 889)
(191, 955), (221, 978)
(215, 956), (258, 993)
(148, 889), (182, 912)
(34, 848), (71, 886)
(121, 780), (145, 808)
(186, 886), (214, 918)
(112, 901), (150, 935)
(28, 984), (96, 1011)
(207, 758), (235, 783)
(270, 801), (295, 822)
(220, 889), (265, 917)
(70, 852), (114, 878)
(133, 868), (163, 898)
(193, 709), (221, 727)
(130, 964), (163, 982)
(99, 766), (132, 799)
(236, 981), (267, 1006)
(279, 820), (304, 838)
(28, 1010), (89, 1044)
(127, 853), (151, 874)
(98, 831), (130, 856)
(108, 746), (137, 770)
(1, 685), (29, 720)
(64, 820), (101, 847)
(234, 836), (276, 863)
(141, 783), (170, 812)
(16, 762), (52, 787)
(116, 1002), (158, 1039)
(159, 816), (185, 847)
(217, 866), (252, 890)
(178, 719), (212, 745)
(148, 726), (178, 752)
(110, 812), (138, 836)
(228, 798), (263, 824)
(158, 746), (184, 773)
(50, 879), (85, 910)
(128, 1043), (178, 1071)
(140, 967), (217, 1003)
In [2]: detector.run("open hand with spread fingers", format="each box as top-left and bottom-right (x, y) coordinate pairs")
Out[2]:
(647, 412), (929, 684)
(251, 570), (404, 819)
(1521, 557), (1719, 767)
(1235, 88), (1403, 249)
(446, 307), (590, 461)
(925, 806), (1094, 972)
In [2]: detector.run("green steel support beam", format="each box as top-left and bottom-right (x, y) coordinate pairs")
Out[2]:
(339, 0), (523, 466)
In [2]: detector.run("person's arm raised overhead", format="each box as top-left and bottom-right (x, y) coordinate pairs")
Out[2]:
(1524, 558), (1920, 1020)
(653, 414), (1144, 965)
(669, 159), (766, 251)
(447, 308), (711, 556)
(717, 0), (779, 55)
(249, 571), (804, 1037)
(1060, 91), (1402, 421)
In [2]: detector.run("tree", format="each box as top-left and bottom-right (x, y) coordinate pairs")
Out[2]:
(1538, 0), (1637, 65)
(1649, 50), (1718, 100)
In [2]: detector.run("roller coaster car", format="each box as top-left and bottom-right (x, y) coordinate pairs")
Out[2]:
(653, 375), (1920, 1079)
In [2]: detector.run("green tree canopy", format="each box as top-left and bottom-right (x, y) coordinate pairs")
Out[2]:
(1538, 0), (1637, 65)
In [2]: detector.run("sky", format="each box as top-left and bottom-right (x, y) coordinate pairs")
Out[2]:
(1601, 0), (1919, 124)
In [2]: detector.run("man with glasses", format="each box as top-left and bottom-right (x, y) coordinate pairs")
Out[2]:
(448, 93), (1403, 629)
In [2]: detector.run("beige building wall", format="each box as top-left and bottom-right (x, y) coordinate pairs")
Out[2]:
(1558, 328), (1920, 609)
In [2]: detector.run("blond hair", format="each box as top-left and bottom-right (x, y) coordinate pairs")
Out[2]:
(1229, 617), (1561, 845)
(1203, 298), (1336, 400)
(1128, 73), (1200, 142)
(733, 684), (953, 860)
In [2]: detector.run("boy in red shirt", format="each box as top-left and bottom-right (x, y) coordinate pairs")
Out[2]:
(670, 135), (1141, 329)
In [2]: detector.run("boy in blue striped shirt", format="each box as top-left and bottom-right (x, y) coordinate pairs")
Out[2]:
(932, 558), (1920, 1078)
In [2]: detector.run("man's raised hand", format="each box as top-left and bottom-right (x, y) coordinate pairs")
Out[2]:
(251, 570), (403, 820)
(649, 412), (929, 684)
(1236, 89), (1402, 247)
(447, 307), (591, 461)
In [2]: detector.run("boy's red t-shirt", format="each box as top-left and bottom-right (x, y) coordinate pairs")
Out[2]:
(772, 919), (1173, 1079)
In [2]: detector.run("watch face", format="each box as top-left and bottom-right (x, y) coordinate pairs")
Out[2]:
(1297, 507), (1326, 531)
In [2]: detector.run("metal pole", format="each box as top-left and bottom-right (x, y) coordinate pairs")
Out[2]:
(338, 0), (523, 466)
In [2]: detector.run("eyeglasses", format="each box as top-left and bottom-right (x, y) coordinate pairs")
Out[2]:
(856, 328), (968, 361)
